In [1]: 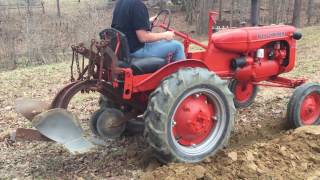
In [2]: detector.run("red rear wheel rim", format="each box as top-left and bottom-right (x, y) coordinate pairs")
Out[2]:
(234, 82), (254, 103)
(172, 94), (216, 146)
(300, 92), (320, 125)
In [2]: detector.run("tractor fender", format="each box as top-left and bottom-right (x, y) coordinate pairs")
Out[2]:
(133, 59), (209, 92)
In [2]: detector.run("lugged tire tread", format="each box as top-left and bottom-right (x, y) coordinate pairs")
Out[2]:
(144, 67), (236, 163)
(287, 83), (320, 128)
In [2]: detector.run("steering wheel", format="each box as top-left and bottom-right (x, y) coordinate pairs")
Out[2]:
(150, 9), (172, 31)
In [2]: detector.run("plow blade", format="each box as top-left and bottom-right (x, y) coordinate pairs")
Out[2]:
(32, 109), (96, 154)
(15, 98), (50, 121)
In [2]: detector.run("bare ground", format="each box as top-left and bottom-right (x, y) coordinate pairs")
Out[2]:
(0, 26), (319, 179)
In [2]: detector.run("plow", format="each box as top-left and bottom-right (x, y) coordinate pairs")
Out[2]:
(14, 10), (320, 163)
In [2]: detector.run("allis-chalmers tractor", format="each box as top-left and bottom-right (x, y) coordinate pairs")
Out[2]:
(16, 10), (320, 163)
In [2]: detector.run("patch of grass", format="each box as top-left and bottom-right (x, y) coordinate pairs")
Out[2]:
(288, 26), (320, 81)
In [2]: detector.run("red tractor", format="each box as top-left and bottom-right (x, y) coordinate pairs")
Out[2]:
(17, 10), (320, 163)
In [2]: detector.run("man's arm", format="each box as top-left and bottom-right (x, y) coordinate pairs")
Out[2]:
(136, 30), (174, 43)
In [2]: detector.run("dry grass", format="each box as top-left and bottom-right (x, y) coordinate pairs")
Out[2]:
(0, 0), (113, 70)
(289, 26), (320, 79)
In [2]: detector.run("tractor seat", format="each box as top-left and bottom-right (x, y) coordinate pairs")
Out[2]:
(117, 57), (167, 75)
(131, 57), (167, 75)
(100, 28), (167, 75)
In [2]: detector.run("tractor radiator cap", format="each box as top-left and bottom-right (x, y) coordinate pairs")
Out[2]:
(293, 32), (302, 40)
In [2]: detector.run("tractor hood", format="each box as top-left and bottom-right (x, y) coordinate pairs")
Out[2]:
(212, 25), (296, 53)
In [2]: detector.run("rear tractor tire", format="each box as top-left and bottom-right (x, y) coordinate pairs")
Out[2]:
(229, 79), (258, 108)
(144, 68), (236, 163)
(287, 83), (320, 128)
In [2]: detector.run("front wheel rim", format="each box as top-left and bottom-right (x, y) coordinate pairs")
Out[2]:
(300, 92), (320, 125)
(234, 82), (255, 103)
(169, 88), (228, 156)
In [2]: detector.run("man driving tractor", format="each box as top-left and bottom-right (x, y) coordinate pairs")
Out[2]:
(111, 0), (185, 61)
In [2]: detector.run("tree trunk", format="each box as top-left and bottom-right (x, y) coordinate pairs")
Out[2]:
(230, 0), (235, 27)
(273, 0), (278, 24)
(238, 0), (245, 22)
(268, 0), (274, 24)
(218, 0), (223, 20)
(286, 0), (292, 23)
(184, 0), (198, 25)
(41, 1), (45, 14)
(307, 0), (314, 25)
(159, 0), (164, 10)
(196, 0), (214, 35)
(292, 0), (302, 27)
(57, 0), (61, 17)
(279, 0), (286, 23)
(26, 0), (31, 15)
(251, 0), (260, 26)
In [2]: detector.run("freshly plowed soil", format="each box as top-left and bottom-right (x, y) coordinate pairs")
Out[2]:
(140, 126), (320, 180)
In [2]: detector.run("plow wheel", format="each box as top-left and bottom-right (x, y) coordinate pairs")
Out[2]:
(89, 96), (122, 137)
(96, 108), (126, 139)
(99, 95), (145, 135)
(287, 83), (320, 128)
(229, 80), (258, 108)
(145, 68), (235, 163)
(89, 109), (105, 136)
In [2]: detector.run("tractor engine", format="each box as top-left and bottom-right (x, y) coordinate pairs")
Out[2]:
(212, 25), (301, 82)
(231, 41), (289, 82)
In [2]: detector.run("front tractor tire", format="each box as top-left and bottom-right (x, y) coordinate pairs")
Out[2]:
(287, 83), (320, 128)
(229, 80), (258, 108)
(144, 68), (236, 163)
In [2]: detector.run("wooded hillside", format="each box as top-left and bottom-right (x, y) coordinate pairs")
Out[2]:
(0, 0), (319, 70)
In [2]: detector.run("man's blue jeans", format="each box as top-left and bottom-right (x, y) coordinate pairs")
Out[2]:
(130, 40), (186, 61)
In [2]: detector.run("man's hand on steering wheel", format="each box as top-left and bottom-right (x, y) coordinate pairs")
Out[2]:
(149, 16), (157, 23)
(150, 9), (171, 31)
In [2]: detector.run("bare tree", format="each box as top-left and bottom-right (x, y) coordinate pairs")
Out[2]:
(57, 0), (61, 17)
(230, 0), (235, 26)
(285, 0), (292, 23)
(279, 0), (286, 23)
(251, 0), (260, 26)
(268, 0), (274, 24)
(26, 0), (31, 15)
(271, 0), (278, 24)
(218, 0), (223, 21)
(292, 0), (302, 27)
(183, 0), (199, 25)
(307, 0), (314, 25)
(41, 0), (45, 14)
(196, 0), (207, 34)
(196, 0), (214, 35)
